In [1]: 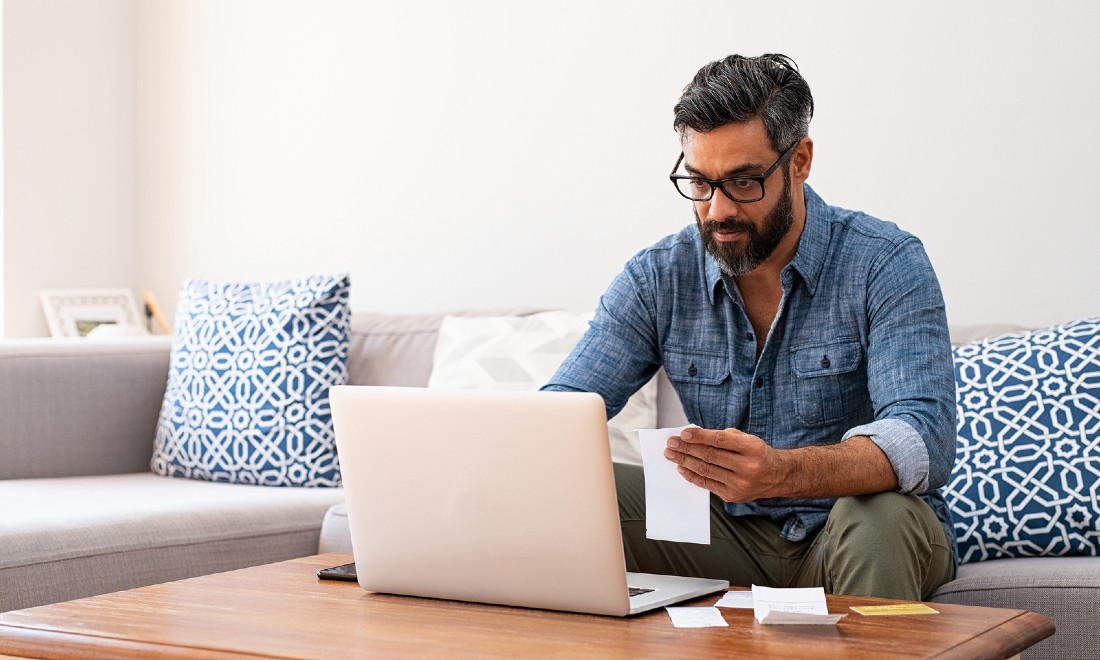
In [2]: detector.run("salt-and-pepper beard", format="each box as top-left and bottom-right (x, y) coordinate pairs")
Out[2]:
(695, 170), (794, 277)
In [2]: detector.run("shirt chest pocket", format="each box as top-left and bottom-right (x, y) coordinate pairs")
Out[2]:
(790, 339), (864, 427)
(663, 348), (731, 425)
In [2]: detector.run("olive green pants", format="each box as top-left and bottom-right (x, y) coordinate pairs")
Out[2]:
(613, 463), (955, 601)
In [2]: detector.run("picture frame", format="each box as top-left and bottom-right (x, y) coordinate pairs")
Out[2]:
(39, 288), (148, 338)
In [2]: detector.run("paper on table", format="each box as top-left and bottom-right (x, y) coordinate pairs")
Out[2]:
(715, 590), (754, 609)
(638, 426), (710, 544)
(757, 611), (847, 625)
(752, 585), (847, 625)
(665, 607), (728, 628)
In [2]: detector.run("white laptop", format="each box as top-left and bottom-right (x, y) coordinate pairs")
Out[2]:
(329, 385), (728, 616)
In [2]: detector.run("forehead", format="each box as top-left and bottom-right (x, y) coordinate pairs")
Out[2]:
(681, 118), (775, 175)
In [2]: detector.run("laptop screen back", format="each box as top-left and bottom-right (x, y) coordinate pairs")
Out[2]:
(330, 386), (634, 616)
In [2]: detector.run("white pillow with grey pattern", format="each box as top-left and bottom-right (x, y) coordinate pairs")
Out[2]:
(428, 311), (657, 465)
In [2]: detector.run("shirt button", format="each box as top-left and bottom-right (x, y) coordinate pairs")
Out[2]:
(754, 376), (764, 388)
(688, 364), (698, 377)
(821, 356), (831, 369)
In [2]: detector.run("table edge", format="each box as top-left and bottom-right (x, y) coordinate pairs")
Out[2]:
(932, 610), (1056, 660)
(0, 622), (275, 660)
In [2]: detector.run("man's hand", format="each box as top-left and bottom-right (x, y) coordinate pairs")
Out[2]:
(663, 428), (789, 502)
(664, 428), (899, 502)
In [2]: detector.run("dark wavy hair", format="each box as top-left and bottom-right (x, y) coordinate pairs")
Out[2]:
(673, 54), (814, 152)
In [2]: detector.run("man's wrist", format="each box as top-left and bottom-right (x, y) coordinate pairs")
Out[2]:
(768, 446), (802, 499)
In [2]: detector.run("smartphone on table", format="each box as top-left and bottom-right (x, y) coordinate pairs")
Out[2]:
(317, 562), (358, 582)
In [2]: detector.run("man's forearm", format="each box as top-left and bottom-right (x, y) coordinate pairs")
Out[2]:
(667, 427), (900, 503)
(775, 435), (898, 499)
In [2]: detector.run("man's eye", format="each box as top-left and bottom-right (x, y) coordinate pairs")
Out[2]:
(688, 180), (711, 192)
(729, 179), (756, 190)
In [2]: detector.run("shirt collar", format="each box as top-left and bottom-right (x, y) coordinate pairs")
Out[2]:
(787, 183), (828, 296)
(704, 183), (829, 305)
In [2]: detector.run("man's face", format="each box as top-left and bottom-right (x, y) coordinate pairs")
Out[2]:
(681, 119), (797, 277)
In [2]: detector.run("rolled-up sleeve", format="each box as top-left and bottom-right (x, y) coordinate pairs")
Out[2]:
(855, 237), (957, 494)
(843, 419), (931, 493)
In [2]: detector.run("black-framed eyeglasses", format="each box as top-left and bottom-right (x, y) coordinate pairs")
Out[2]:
(669, 139), (800, 203)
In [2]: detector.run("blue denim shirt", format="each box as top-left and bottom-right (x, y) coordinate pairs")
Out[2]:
(544, 185), (957, 559)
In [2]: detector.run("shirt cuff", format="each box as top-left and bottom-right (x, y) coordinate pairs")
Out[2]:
(842, 418), (930, 494)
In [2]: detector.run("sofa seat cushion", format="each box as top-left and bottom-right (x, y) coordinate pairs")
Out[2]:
(931, 556), (1100, 660)
(933, 555), (1100, 600)
(0, 473), (344, 612)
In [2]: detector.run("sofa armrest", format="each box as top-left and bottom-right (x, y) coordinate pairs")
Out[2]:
(0, 337), (171, 479)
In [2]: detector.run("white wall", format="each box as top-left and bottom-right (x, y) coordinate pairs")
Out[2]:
(133, 0), (1100, 329)
(2, 0), (139, 337)
(135, 0), (685, 322)
(4, 1), (1098, 334)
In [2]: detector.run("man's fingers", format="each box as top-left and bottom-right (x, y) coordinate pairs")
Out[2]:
(676, 427), (759, 456)
(676, 464), (718, 492)
(667, 433), (737, 470)
(675, 463), (740, 503)
(669, 449), (733, 484)
(680, 427), (738, 447)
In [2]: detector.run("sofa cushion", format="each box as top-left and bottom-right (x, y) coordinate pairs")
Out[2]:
(427, 311), (658, 465)
(345, 309), (544, 388)
(931, 556), (1100, 660)
(0, 473), (344, 612)
(943, 315), (1100, 563)
(151, 274), (351, 487)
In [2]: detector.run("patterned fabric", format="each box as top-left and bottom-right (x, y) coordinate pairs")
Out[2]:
(945, 315), (1100, 563)
(151, 274), (350, 487)
(428, 311), (658, 465)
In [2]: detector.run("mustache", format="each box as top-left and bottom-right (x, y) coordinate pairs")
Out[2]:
(701, 219), (756, 234)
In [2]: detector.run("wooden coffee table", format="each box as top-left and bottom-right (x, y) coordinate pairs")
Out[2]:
(0, 553), (1053, 659)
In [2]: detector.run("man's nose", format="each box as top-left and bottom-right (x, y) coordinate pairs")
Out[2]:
(703, 187), (741, 220)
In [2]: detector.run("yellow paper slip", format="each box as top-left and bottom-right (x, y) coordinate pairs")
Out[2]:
(850, 603), (939, 616)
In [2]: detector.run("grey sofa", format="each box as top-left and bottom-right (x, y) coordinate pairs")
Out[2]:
(0, 310), (531, 613)
(0, 337), (345, 613)
(2, 312), (1096, 659)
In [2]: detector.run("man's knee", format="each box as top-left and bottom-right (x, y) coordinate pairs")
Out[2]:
(821, 491), (953, 599)
(827, 491), (933, 544)
(823, 493), (946, 576)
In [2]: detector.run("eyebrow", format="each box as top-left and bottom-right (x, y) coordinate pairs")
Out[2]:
(682, 161), (766, 178)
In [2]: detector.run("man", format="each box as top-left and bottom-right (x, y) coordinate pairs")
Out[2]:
(542, 53), (957, 600)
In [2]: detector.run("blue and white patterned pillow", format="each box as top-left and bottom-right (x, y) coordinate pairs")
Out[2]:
(944, 315), (1100, 563)
(151, 274), (350, 487)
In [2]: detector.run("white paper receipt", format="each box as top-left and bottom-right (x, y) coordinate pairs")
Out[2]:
(715, 590), (755, 609)
(752, 585), (847, 625)
(638, 426), (710, 544)
(665, 607), (728, 628)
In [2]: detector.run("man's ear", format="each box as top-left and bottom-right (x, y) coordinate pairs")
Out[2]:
(791, 137), (813, 184)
